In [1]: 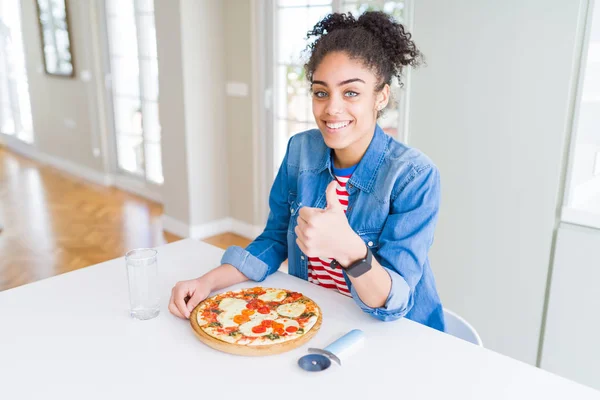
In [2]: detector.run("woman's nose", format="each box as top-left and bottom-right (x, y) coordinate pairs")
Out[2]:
(325, 96), (344, 115)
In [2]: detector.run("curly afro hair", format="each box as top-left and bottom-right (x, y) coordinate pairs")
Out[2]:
(304, 11), (423, 94)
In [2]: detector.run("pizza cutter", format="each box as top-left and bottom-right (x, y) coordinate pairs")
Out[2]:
(298, 329), (365, 372)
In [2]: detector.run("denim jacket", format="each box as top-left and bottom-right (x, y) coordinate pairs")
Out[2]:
(221, 125), (445, 331)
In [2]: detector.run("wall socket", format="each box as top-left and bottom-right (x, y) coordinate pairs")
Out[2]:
(63, 118), (76, 129)
(226, 82), (249, 97)
(80, 70), (92, 82)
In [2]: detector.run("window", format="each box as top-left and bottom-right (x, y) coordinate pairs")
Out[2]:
(0, 0), (34, 143)
(35, 0), (74, 77)
(105, 0), (162, 184)
(271, 0), (410, 175)
(563, 1), (600, 228)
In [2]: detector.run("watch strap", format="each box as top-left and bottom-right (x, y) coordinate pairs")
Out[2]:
(331, 245), (372, 278)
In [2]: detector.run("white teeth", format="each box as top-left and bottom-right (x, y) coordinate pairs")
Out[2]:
(326, 121), (350, 129)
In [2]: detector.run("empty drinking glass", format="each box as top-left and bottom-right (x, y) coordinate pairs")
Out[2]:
(126, 248), (160, 320)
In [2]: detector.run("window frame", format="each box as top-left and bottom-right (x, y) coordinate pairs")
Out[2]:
(561, 0), (600, 230)
(0, 0), (34, 144)
(103, 0), (163, 186)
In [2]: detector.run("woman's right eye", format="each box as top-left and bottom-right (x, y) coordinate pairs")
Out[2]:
(314, 91), (328, 98)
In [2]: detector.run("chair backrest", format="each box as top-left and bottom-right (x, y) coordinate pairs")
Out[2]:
(443, 308), (483, 347)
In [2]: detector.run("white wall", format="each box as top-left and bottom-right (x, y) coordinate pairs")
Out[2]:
(179, 0), (228, 228)
(17, 0), (106, 174)
(155, 0), (266, 237)
(223, 0), (259, 226)
(409, 0), (586, 364)
(154, 0), (191, 224)
(158, 0), (263, 237)
(540, 223), (600, 390)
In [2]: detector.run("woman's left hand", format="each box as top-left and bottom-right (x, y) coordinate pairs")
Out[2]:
(295, 181), (365, 265)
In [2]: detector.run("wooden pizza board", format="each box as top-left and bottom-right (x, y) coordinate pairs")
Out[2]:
(190, 293), (323, 356)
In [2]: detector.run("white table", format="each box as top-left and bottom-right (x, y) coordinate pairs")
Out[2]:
(1, 239), (598, 399)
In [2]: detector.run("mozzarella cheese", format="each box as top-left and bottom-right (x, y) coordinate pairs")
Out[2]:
(276, 318), (300, 331)
(276, 302), (306, 318)
(239, 319), (273, 338)
(258, 289), (287, 302)
(216, 298), (248, 328)
(251, 310), (279, 321)
(303, 315), (319, 332)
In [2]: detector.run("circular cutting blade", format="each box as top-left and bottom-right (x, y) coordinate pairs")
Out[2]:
(298, 354), (331, 372)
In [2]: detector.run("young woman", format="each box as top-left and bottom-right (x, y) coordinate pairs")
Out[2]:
(169, 11), (444, 331)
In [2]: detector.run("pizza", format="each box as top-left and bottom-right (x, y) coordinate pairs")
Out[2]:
(191, 287), (321, 351)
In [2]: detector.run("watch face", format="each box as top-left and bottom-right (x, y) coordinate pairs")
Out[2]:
(348, 260), (371, 278)
(346, 246), (372, 278)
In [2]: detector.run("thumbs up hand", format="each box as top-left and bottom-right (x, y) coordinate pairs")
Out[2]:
(295, 180), (364, 265)
(324, 179), (345, 213)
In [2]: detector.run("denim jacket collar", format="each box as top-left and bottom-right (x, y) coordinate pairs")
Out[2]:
(318, 124), (389, 194)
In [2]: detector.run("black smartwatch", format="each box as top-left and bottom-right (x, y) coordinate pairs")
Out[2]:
(331, 244), (372, 278)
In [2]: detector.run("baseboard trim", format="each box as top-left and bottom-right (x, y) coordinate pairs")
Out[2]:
(161, 214), (192, 238)
(1, 135), (166, 203)
(113, 175), (162, 203)
(1, 135), (112, 187)
(189, 218), (234, 239)
(37, 150), (112, 187)
(161, 214), (262, 240)
(230, 218), (264, 239)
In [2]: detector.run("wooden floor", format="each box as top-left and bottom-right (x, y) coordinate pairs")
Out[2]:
(0, 146), (252, 292)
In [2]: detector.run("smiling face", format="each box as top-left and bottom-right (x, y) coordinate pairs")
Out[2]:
(311, 51), (389, 167)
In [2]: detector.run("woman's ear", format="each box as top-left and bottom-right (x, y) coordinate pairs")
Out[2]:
(376, 84), (390, 111)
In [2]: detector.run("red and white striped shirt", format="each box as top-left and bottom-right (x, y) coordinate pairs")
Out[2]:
(308, 173), (352, 297)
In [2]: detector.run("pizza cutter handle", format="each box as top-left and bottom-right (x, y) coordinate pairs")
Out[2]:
(323, 329), (365, 356)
